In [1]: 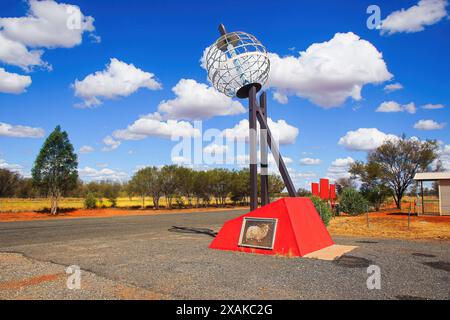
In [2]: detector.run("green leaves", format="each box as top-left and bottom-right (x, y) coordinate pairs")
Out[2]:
(31, 126), (78, 213)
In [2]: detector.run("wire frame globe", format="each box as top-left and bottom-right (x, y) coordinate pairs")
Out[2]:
(205, 31), (270, 99)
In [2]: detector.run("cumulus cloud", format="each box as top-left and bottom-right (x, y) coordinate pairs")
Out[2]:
(376, 101), (416, 113)
(0, 33), (48, 71)
(222, 118), (299, 145)
(0, 158), (23, 173)
(203, 143), (229, 155)
(326, 156), (355, 181)
(0, 122), (44, 138)
(381, 0), (448, 35)
(422, 103), (445, 110)
(338, 128), (398, 151)
(73, 58), (162, 107)
(299, 157), (322, 165)
(110, 112), (200, 147)
(0, 68), (32, 94)
(158, 79), (245, 120)
(102, 136), (121, 151)
(413, 119), (446, 130)
(78, 166), (127, 182)
(78, 145), (94, 154)
(384, 82), (403, 93)
(267, 32), (392, 108)
(0, 0), (96, 49)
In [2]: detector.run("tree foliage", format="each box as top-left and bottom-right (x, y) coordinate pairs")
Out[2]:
(31, 126), (78, 214)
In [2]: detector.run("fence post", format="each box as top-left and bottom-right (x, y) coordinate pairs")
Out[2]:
(408, 203), (411, 230)
(366, 205), (370, 229)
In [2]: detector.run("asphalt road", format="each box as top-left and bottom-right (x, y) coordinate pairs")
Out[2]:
(0, 210), (449, 300)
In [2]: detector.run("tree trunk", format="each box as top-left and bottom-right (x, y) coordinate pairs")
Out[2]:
(51, 195), (58, 215)
(142, 196), (145, 209)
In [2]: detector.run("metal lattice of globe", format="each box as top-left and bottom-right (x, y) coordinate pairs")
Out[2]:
(205, 31), (270, 99)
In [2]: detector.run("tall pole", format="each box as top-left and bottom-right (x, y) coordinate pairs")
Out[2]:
(249, 86), (258, 211)
(260, 92), (269, 205)
(256, 110), (297, 197)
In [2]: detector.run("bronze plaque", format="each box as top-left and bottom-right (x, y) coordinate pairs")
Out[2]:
(238, 217), (278, 250)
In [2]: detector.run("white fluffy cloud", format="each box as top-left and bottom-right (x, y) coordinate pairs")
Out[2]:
(413, 119), (446, 130)
(203, 143), (229, 155)
(0, 0), (96, 49)
(376, 101), (416, 114)
(381, 0), (448, 35)
(299, 157), (322, 165)
(422, 103), (445, 110)
(78, 166), (127, 181)
(158, 79), (245, 120)
(0, 33), (47, 71)
(222, 118), (299, 145)
(110, 113), (200, 148)
(384, 82), (403, 92)
(73, 58), (162, 107)
(0, 122), (44, 138)
(267, 32), (392, 108)
(102, 136), (121, 151)
(338, 128), (398, 151)
(0, 68), (32, 94)
(326, 157), (355, 181)
(78, 145), (94, 154)
(0, 159), (23, 173)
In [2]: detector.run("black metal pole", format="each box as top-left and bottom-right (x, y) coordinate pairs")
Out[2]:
(256, 108), (297, 197)
(259, 92), (269, 205)
(249, 86), (258, 211)
(421, 180), (424, 215)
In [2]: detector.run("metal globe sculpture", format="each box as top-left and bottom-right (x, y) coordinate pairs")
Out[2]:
(205, 25), (270, 99)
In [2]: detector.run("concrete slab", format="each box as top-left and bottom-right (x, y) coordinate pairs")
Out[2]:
(303, 244), (358, 261)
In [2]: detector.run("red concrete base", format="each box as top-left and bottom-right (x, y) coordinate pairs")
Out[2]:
(209, 197), (334, 257)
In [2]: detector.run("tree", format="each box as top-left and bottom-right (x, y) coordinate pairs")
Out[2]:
(130, 167), (160, 209)
(297, 188), (312, 197)
(32, 126), (78, 215)
(160, 165), (178, 209)
(268, 174), (284, 200)
(339, 188), (369, 216)
(349, 161), (390, 211)
(176, 166), (195, 207)
(364, 136), (438, 209)
(0, 169), (20, 198)
(335, 177), (356, 195)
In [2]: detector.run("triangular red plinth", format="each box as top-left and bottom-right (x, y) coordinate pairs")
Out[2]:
(209, 197), (334, 257)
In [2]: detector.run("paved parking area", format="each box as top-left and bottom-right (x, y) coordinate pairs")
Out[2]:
(0, 210), (449, 299)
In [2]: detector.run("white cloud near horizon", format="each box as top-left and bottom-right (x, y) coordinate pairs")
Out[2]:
(413, 119), (446, 130)
(299, 157), (322, 165)
(73, 58), (162, 107)
(381, 0), (448, 35)
(267, 32), (392, 108)
(222, 118), (299, 145)
(338, 128), (398, 151)
(0, 68), (32, 94)
(326, 156), (355, 181)
(0, 158), (23, 173)
(78, 166), (127, 181)
(0, 122), (44, 138)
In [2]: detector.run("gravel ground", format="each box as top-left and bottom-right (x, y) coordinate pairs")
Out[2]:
(0, 210), (449, 300)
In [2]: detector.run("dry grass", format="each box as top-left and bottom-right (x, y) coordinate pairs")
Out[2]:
(0, 197), (229, 213)
(328, 210), (450, 241)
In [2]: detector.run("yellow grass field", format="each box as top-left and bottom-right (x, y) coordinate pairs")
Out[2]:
(0, 197), (196, 212)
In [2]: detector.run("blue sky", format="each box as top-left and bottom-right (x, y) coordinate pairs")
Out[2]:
(0, 0), (449, 189)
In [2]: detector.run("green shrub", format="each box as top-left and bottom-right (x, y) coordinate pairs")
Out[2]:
(339, 188), (369, 216)
(309, 196), (332, 226)
(84, 192), (97, 209)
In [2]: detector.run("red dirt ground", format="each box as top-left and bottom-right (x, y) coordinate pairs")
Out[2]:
(0, 207), (245, 223)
